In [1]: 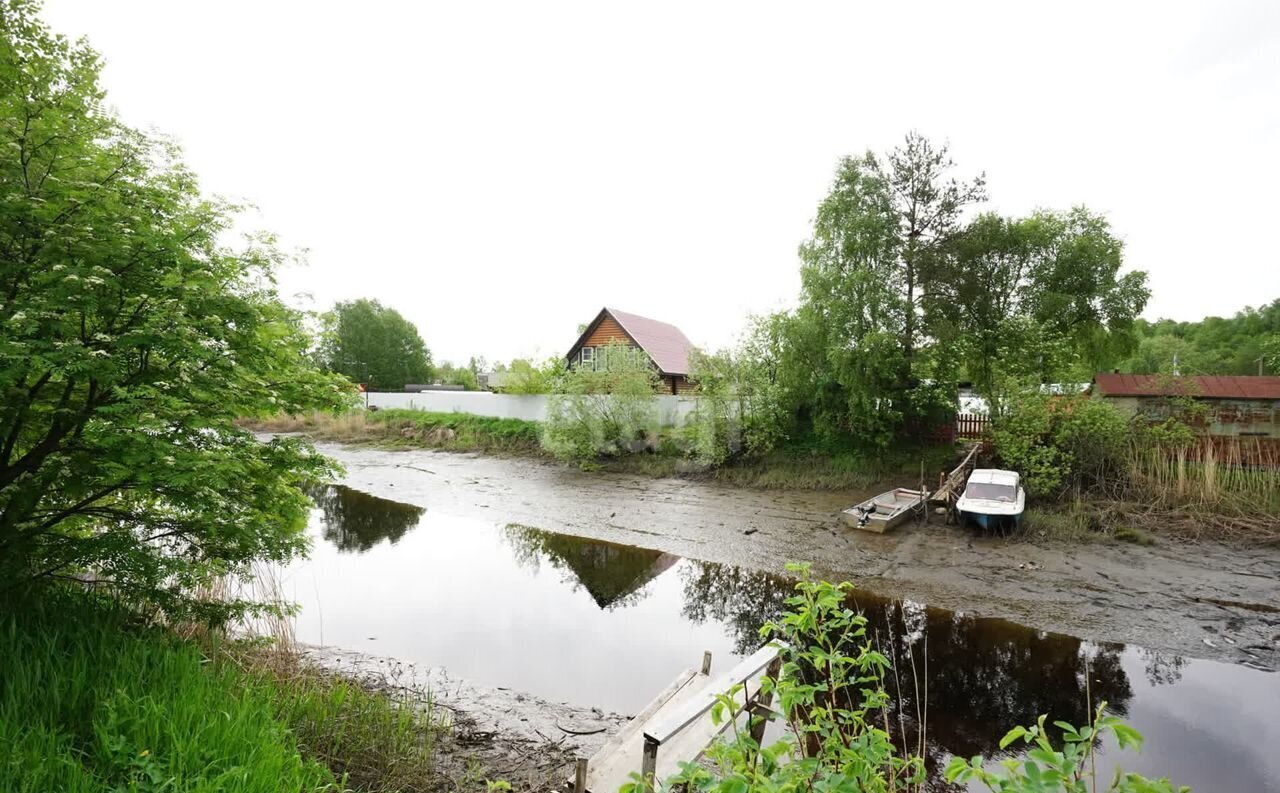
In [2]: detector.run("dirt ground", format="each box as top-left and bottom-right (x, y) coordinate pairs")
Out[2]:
(302, 645), (628, 791)
(319, 442), (1280, 672)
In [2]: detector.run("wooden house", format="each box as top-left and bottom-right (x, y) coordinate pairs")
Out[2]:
(566, 307), (695, 395)
(1092, 373), (1280, 438)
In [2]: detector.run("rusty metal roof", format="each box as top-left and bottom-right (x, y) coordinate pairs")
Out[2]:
(1093, 373), (1280, 399)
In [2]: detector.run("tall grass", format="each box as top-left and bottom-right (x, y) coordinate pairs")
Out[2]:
(0, 589), (444, 792)
(0, 591), (337, 793)
(1125, 437), (1280, 513)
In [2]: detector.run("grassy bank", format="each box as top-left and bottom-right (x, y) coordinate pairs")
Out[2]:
(596, 440), (955, 491)
(0, 590), (443, 792)
(244, 411), (953, 491)
(246, 409), (543, 455)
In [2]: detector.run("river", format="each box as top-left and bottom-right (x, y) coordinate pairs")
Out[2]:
(282, 484), (1280, 792)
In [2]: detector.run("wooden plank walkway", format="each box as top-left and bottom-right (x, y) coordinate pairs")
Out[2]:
(572, 645), (780, 793)
(932, 442), (982, 507)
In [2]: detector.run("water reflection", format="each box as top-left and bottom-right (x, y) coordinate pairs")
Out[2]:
(300, 485), (1280, 792)
(677, 559), (1135, 762)
(505, 524), (679, 609)
(678, 562), (793, 654)
(310, 486), (425, 552)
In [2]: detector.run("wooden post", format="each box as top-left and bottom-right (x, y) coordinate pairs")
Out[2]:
(641, 736), (659, 790)
(700, 650), (712, 676)
(574, 757), (588, 793)
(749, 655), (783, 746)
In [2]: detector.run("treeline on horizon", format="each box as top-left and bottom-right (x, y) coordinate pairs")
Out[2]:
(1116, 298), (1280, 376)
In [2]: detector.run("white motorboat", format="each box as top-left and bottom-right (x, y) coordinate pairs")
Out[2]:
(955, 469), (1025, 531)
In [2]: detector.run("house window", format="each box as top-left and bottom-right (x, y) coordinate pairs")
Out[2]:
(580, 347), (594, 369)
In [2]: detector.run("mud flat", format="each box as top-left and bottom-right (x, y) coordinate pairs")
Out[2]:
(302, 645), (627, 790)
(319, 442), (1280, 670)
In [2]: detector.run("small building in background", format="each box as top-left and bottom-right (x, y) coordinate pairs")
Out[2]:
(1091, 373), (1280, 438)
(566, 307), (695, 395)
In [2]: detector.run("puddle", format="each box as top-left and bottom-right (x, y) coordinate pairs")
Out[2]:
(286, 486), (1280, 792)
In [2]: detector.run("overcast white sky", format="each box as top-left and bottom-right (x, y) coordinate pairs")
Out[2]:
(41, 0), (1280, 365)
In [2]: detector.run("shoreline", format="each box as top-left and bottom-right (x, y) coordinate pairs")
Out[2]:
(315, 441), (1280, 670)
(301, 644), (630, 790)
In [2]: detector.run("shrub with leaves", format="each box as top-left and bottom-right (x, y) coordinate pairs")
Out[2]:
(541, 341), (659, 461)
(683, 345), (785, 467)
(992, 394), (1130, 497)
(946, 708), (1188, 793)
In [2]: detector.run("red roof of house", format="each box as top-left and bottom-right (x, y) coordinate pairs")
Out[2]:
(1093, 373), (1280, 400)
(569, 307), (694, 375)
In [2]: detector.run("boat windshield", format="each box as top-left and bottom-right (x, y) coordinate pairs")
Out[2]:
(964, 483), (1018, 502)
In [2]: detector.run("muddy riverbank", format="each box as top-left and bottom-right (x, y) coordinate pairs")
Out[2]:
(301, 645), (627, 790)
(318, 442), (1280, 670)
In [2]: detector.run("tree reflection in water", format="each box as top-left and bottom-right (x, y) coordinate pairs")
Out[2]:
(310, 485), (425, 553)
(679, 560), (1137, 775)
(502, 523), (679, 610)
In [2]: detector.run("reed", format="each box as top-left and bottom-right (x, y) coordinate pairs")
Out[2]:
(1124, 436), (1280, 513)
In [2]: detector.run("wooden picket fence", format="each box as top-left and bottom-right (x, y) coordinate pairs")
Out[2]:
(918, 413), (991, 444)
(955, 413), (990, 440)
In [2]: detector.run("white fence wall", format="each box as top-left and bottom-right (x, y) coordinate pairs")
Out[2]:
(365, 391), (701, 426)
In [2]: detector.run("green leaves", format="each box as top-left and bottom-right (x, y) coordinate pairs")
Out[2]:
(541, 340), (660, 462)
(946, 704), (1183, 793)
(0, 1), (350, 620)
(320, 299), (433, 391)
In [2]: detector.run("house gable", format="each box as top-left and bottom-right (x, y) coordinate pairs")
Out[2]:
(566, 308), (640, 369)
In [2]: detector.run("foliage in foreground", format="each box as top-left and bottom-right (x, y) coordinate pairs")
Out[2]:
(0, 590), (444, 793)
(0, 592), (335, 793)
(0, 0), (351, 620)
(631, 566), (1186, 793)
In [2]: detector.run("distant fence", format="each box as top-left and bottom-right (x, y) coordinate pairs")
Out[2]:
(956, 413), (991, 440)
(925, 413), (991, 443)
(365, 390), (700, 427)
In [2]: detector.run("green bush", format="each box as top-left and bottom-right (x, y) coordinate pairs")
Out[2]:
(542, 342), (660, 462)
(682, 348), (785, 467)
(992, 394), (1130, 498)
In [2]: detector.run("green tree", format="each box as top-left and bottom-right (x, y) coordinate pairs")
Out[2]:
(0, 1), (350, 619)
(1116, 299), (1280, 375)
(785, 134), (981, 446)
(496, 356), (565, 394)
(886, 132), (987, 368)
(323, 298), (432, 390)
(433, 360), (478, 390)
(936, 210), (1149, 413)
